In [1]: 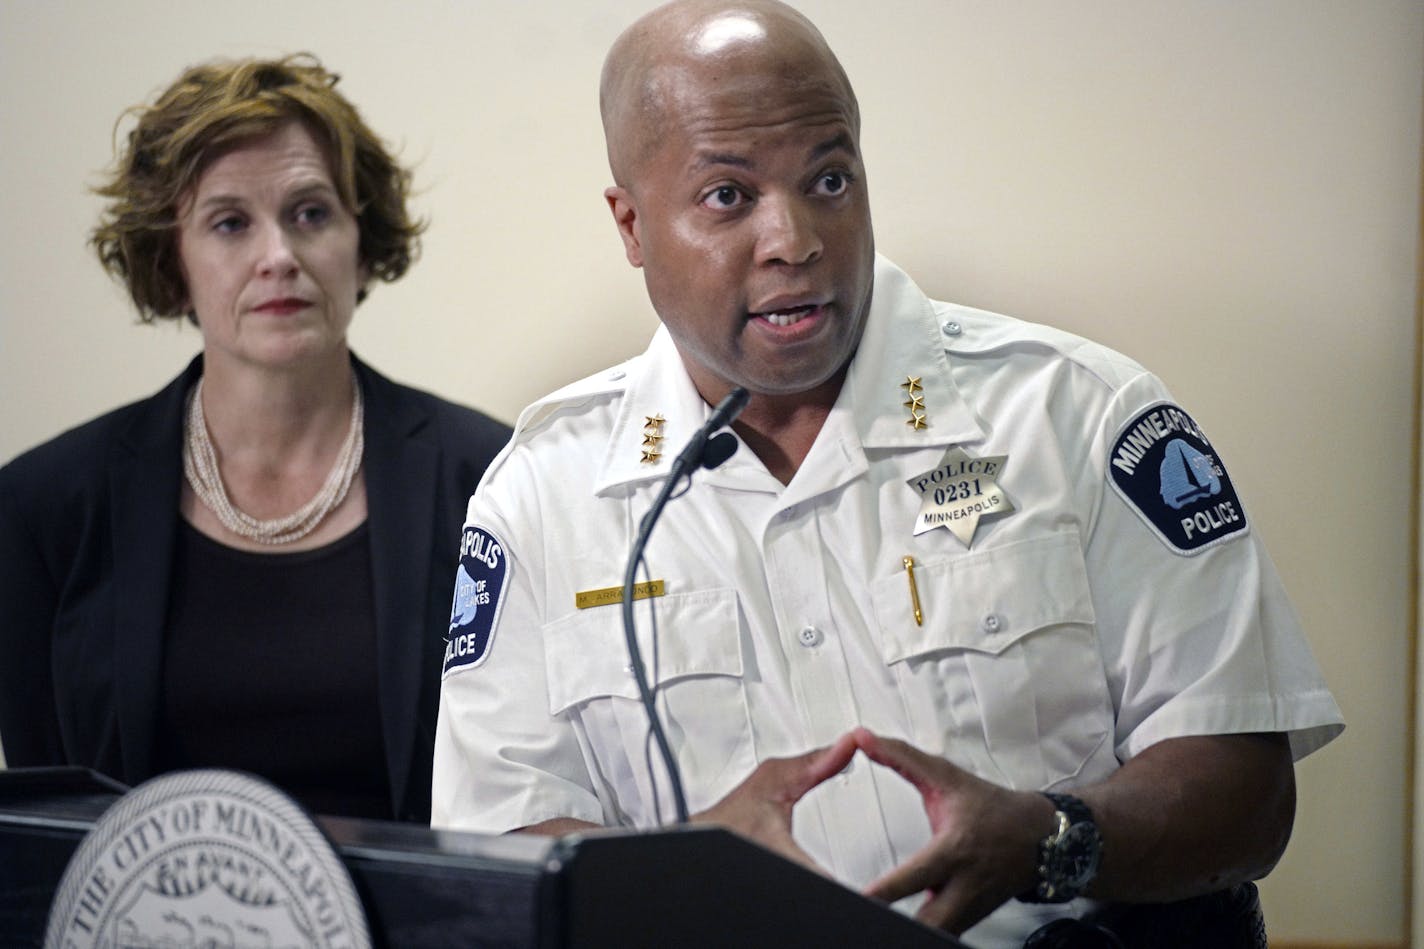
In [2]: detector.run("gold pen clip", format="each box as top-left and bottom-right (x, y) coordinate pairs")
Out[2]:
(903, 555), (923, 626)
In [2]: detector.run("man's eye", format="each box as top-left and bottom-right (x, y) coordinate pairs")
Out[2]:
(816, 172), (850, 196)
(702, 185), (746, 210)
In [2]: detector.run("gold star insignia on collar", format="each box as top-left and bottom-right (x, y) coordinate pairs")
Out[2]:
(640, 412), (667, 464)
(899, 377), (928, 429)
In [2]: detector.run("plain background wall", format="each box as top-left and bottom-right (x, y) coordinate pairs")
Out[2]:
(2, 2), (1419, 943)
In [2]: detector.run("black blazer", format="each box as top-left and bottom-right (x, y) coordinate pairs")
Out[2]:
(0, 354), (511, 821)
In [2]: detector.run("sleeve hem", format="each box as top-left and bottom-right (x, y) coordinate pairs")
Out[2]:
(1117, 691), (1345, 764)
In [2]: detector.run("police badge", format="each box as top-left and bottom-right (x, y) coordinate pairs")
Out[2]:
(907, 446), (1015, 547)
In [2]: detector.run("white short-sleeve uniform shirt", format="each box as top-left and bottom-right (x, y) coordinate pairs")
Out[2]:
(433, 257), (1343, 947)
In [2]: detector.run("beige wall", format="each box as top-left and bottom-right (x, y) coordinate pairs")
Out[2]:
(2, 2), (1418, 943)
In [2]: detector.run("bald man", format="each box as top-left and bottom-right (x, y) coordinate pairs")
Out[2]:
(432, 2), (1343, 944)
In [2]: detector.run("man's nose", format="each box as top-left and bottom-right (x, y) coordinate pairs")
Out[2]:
(755, 194), (823, 267)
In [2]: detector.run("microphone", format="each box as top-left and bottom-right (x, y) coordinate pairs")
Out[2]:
(667, 387), (750, 477)
(622, 386), (749, 824)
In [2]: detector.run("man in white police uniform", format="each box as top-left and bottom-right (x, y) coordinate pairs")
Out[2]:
(432, 1), (1344, 945)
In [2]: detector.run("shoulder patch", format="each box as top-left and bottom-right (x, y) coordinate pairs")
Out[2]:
(443, 524), (511, 677)
(1107, 403), (1249, 554)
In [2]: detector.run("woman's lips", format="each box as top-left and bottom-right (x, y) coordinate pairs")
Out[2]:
(254, 298), (312, 315)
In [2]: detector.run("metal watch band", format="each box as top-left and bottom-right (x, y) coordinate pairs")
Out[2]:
(1019, 791), (1101, 904)
(1043, 791), (1093, 826)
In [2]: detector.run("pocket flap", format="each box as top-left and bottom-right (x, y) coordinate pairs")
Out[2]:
(543, 588), (742, 714)
(870, 532), (1094, 663)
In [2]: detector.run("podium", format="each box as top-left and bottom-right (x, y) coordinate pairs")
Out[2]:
(0, 767), (964, 948)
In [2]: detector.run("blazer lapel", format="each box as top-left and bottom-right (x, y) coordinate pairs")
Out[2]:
(110, 358), (198, 784)
(358, 360), (439, 819)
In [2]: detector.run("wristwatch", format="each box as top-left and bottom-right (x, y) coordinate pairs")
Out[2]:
(1019, 792), (1102, 903)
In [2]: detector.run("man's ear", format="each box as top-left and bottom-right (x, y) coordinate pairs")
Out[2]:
(604, 186), (644, 268)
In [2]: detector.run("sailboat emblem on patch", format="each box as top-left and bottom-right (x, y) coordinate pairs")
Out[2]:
(1159, 439), (1219, 509)
(1108, 403), (1249, 554)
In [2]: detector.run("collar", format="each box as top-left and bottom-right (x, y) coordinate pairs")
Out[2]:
(593, 255), (985, 495)
(595, 329), (714, 495)
(842, 255), (984, 450)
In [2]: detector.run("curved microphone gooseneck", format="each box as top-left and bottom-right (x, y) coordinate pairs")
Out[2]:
(621, 386), (749, 824)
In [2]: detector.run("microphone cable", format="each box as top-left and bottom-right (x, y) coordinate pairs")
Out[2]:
(620, 387), (748, 824)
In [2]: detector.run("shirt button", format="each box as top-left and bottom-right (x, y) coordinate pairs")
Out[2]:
(942, 320), (963, 337)
(608, 368), (626, 381)
(981, 613), (1003, 634)
(798, 625), (823, 647)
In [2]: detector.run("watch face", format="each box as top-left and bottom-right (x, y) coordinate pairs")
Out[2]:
(1054, 822), (1102, 888)
(1025, 794), (1102, 903)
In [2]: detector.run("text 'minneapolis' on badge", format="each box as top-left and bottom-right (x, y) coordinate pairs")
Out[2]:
(443, 524), (511, 678)
(907, 446), (1015, 547)
(1108, 402), (1249, 554)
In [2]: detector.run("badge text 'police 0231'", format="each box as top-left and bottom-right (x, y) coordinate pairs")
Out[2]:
(907, 446), (1015, 547)
(1107, 402), (1249, 555)
(443, 524), (511, 677)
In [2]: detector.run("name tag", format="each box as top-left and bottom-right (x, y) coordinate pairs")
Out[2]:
(575, 580), (666, 610)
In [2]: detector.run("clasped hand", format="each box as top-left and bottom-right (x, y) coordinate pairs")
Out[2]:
(691, 727), (1052, 935)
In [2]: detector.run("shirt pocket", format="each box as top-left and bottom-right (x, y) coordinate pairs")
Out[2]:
(869, 532), (1112, 790)
(542, 587), (756, 822)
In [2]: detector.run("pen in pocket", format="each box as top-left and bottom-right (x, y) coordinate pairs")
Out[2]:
(903, 555), (923, 626)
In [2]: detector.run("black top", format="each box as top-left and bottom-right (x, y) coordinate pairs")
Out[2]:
(156, 521), (391, 819)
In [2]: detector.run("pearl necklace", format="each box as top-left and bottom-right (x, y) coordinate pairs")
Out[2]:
(182, 375), (364, 545)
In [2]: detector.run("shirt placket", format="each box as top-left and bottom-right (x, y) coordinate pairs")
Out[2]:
(761, 482), (897, 884)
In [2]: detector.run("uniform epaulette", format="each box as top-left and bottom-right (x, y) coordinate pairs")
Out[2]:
(935, 300), (1146, 391)
(508, 355), (640, 441)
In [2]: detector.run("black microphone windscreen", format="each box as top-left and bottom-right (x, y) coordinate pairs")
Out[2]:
(700, 431), (738, 470)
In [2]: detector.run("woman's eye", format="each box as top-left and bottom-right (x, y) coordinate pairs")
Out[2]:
(295, 203), (331, 226)
(213, 215), (245, 234)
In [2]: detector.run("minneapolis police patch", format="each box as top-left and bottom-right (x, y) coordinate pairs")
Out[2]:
(1107, 403), (1249, 555)
(443, 524), (510, 677)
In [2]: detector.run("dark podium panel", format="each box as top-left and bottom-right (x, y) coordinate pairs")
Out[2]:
(0, 767), (964, 948)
